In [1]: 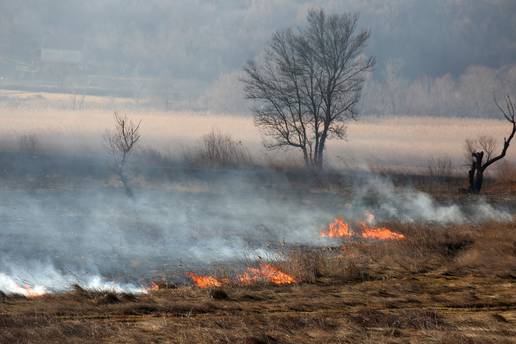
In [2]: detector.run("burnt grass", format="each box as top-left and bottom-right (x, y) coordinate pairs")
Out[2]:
(0, 220), (514, 343)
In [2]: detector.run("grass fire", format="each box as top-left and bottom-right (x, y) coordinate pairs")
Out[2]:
(1, 2), (516, 343)
(186, 272), (223, 289)
(185, 264), (295, 289)
(321, 214), (406, 241)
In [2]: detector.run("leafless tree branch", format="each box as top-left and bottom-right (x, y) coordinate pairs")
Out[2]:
(242, 9), (374, 169)
(466, 95), (516, 193)
(104, 112), (142, 197)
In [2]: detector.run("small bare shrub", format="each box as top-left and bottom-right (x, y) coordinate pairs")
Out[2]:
(427, 156), (453, 189)
(427, 155), (453, 182)
(184, 130), (251, 168)
(18, 133), (40, 156)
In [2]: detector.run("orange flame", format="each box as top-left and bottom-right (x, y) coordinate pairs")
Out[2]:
(21, 283), (45, 298)
(186, 272), (222, 288)
(320, 217), (353, 238)
(360, 224), (405, 240)
(148, 281), (160, 292)
(322, 212), (405, 241)
(239, 263), (295, 285)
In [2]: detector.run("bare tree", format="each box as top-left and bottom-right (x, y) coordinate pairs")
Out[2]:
(242, 9), (374, 169)
(104, 112), (142, 197)
(466, 95), (516, 193)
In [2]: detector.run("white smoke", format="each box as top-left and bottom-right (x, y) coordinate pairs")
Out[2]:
(0, 273), (48, 296)
(0, 263), (146, 296)
(345, 175), (513, 224)
(0, 171), (511, 295)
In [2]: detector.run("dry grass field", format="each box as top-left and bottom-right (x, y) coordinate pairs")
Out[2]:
(0, 221), (514, 343)
(2, 2), (516, 342)
(1, 99), (515, 343)
(0, 107), (514, 171)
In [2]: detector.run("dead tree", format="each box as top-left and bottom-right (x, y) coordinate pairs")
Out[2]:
(104, 112), (141, 197)
(467, 95), (516, 193)
(242, 9), (374, 169)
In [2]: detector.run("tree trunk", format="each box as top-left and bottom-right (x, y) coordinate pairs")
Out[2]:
(302, 147), (310, 168)
(117, 156), (134, 198)
(473, 169), (484, 194)
(315, 132), (328, 170)
(120, 172), (134, 198)
(468, 152), (484, 194)
(316, 146), (324, 169)
(468, 161), (475, 192)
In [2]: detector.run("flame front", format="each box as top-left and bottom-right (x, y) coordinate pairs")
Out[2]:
(239, 263), (295, 285)
(19, 283), (46, 298)
(322, 213), (405, 241)
(148, 281), (160, 292)
(320, 216), (353, 238)
(360, 224), (406, 240)
(186, 272), (222, 288)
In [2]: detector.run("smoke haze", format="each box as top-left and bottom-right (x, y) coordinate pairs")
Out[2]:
(0, 162), (511, 294)
(1, 1), (516, 116)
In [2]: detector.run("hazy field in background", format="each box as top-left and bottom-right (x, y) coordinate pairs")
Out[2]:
(0, 107), (514, 173)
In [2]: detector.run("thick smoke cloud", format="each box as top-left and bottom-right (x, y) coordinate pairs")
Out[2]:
(0, 165), (511, 295)
(0, 173), (331, 294)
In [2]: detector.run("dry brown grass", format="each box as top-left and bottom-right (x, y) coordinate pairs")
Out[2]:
(1, 221), (514, 343)
(283, 221), (515, 280)
(489, 160), (516, 194)
(0, 108), (514, 171)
